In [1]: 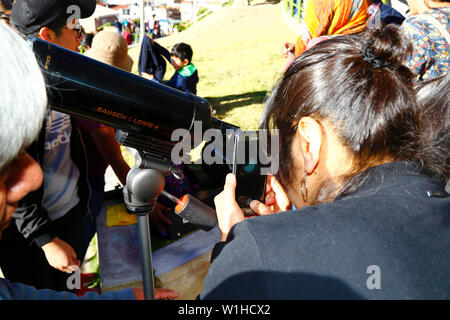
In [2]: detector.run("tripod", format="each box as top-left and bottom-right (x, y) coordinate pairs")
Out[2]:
(123, 151), (217, 300)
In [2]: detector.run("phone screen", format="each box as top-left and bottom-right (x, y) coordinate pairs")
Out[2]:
(232, 131), (267, 216)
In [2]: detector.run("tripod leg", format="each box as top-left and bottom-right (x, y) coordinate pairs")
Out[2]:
(137, 214), (155, 300)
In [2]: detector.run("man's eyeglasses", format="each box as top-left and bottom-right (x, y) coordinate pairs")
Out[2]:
(64, 25), (84, 39)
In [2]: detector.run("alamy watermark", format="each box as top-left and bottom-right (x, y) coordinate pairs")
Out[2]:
(66, 5), (81, 29)
(366, 265), (381, 290)
(170, 121), (280, 175)
(66, 265), (81, 290)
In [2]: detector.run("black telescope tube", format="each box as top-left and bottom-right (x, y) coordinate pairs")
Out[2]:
(29, 37), (213, 151)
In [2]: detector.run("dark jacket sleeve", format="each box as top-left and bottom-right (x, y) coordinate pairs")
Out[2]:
(13, 133), (54, 247)
(14, 198), (54, 247)
(165, 73), (185, 92)
(12, 118), (90, 249)
(153, 41), (171, 62)
(151, 41), (169, 82)
(165, 71), (198, 95)
(138, 37), (170, 82)
(138, 36), (151, 76)
(199, 221), (268, 299)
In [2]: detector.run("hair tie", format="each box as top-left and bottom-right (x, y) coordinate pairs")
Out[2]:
(361, 44), (391, 69)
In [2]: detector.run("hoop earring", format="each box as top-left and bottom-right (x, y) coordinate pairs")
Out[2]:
(300, 172), (308, 202)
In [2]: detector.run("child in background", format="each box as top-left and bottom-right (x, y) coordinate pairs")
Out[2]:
(165, 43), (199, 95)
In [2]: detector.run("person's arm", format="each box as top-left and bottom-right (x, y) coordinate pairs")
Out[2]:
(14, 205), (81, 273)
(14, 201), (81, 272)
(139, 36), (165, 81)
(13, 132), (81, 273)
(165, 73), (188, 93)
(41, 237), (80, 273)
(13, 139), (53, 245)
(88, 126), (130, 185)
(198, 220), (266, 299)
(148, 38), (169, 82)
(138, 35), (150, 76)
(153, 40), (171, 62)
(13, 196), (53, 247)
(197, 173), (266, 299)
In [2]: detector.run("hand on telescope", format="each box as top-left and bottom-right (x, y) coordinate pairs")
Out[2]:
(250, 175), (291, 215)
(214, 174), (245, 242)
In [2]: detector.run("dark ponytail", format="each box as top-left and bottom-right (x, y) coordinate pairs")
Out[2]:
(261, 25), (424, 203)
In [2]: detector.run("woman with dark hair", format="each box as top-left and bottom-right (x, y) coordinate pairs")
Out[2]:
(199, 25), (449, 299)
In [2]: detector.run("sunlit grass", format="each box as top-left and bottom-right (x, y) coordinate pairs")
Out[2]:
(128, 2), (297, 131)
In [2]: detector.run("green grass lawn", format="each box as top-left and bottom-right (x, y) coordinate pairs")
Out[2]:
(128, 1), (297, 130)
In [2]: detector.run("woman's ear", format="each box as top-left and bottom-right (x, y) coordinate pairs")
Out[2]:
(296, 117), (323, 174)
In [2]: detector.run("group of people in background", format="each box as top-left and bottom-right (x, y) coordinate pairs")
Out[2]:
(80, 15), (199, 97)
(113, 13), (161, 46)
(283, 0), (449, 82)
(78, 13), (163, 51)
(0, 0), (448, 301)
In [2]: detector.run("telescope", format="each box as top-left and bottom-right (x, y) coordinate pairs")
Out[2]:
(30, 38), (235, 157)
(30, 37), (238, 299)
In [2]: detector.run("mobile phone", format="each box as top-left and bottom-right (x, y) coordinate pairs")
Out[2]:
(232, 130), (267, 216)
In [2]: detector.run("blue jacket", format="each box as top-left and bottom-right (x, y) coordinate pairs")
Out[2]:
(165, 63), (199, 95)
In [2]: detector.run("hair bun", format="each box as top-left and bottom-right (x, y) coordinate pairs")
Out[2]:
(361, 44), (391, 69)
(361, 24), (412, 68)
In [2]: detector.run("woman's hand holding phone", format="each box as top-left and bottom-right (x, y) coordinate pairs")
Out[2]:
(215, 174), (292, 242)
(214, 173), (245, 241)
